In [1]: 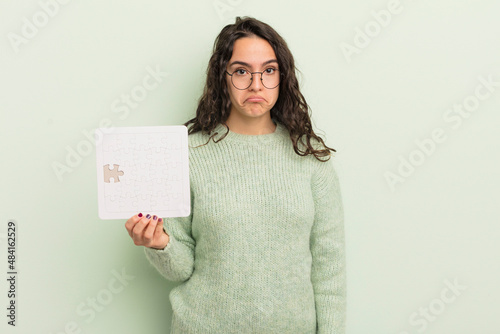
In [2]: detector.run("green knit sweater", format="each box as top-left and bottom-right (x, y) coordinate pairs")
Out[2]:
(144, 120), (346, 334)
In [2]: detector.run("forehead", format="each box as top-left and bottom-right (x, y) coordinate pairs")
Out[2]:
(229, 36), (277, 67)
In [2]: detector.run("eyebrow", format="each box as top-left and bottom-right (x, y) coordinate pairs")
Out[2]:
(228, 59), (279, 68)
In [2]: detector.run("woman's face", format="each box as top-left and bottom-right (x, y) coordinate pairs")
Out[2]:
(225, 36), (280, 123)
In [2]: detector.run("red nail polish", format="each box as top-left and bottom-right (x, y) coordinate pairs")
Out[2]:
(158, 218), (162, 223)
(138, 213), (143, 217)
(153, 215), (157, 220)
(146, 214), (151, 219)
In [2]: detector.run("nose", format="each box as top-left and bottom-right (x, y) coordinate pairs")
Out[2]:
(248, 73), (263, 91)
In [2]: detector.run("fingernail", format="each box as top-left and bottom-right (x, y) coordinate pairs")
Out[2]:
(153, 215), (157, 220)
(146, 214), (151, 219)
(138, 213), (143, 217)
(158, 218), (162, 223)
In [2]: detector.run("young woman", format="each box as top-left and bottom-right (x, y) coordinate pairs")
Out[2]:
(125, 16), (346, 334)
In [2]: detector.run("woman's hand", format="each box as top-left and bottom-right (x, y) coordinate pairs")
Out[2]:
(125, 213), (170, 250)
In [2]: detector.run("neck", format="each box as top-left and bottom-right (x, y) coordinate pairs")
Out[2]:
(210, 120), (287, 146)
(225, 116), (276, 135)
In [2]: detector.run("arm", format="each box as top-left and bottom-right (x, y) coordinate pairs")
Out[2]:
(310, 158), (346, 333)
(143, 190), (196, 283)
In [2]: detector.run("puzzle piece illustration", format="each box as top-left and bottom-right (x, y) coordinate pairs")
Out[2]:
(103, 164), (125, 183)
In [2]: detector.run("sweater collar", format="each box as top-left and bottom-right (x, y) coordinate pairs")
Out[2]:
(211, 120), (288, 145)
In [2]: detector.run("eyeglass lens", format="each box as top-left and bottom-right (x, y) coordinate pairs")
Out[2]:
(230, 69), (280, 89)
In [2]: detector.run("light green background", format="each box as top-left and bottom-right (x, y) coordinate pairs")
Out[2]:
(1, 0), (499, 333)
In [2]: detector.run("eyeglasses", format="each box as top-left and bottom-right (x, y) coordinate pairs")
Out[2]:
(225, 68), (281, 90)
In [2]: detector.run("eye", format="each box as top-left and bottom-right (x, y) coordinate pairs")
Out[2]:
(264, 68), (277, 74)
(234, 69), (248, 76)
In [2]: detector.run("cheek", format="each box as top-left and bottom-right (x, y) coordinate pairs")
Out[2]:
(226, 82), (238, 101)
(269, 90), (279, 104)
(229, 87), (243, 104)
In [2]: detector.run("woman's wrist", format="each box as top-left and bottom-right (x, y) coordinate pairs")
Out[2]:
(149, 233), (169, 250)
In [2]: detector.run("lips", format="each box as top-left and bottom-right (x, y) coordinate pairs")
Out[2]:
(246, 95), (265, 102)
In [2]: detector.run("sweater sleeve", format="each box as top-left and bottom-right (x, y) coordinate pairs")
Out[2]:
(143, 191), (195, 283)
(310, 158), (346, 334)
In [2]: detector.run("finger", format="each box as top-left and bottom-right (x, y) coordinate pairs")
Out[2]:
(125, 213), (143, 238)
(153, 218), (169, 249)
(154, 218), (169, 241)
(154, 217), (165, 235)
(143, 215), (159, 246)
(132, 214), (151, 245)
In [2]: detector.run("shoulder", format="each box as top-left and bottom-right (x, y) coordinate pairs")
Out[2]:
(187, 128), (218, 150)
(305, 138), (340, 190)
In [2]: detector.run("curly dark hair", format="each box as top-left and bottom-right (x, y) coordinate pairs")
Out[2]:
(183, 16), (336, 161)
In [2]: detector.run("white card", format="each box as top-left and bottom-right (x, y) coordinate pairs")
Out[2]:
(95, 126), (190, 220)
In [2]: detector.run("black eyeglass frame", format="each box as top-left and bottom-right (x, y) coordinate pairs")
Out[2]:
(225, 69), (282, 90)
